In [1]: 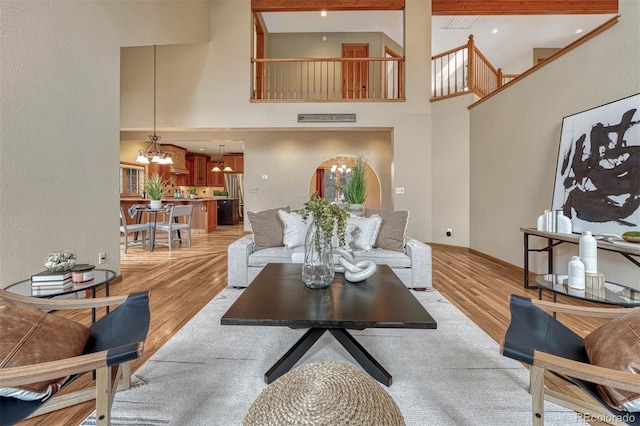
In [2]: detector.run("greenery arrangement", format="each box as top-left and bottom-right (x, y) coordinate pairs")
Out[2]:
(346, 155), (367, 205)
(144, 173), (168, 200)
(189, 187), (197, 195)
(213, 190), (229, 196)
(299, 193), (350, 248)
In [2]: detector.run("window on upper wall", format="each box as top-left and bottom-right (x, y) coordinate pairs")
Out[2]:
(120, 163), (145, 196)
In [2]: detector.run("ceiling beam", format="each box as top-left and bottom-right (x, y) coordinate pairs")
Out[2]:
(252, 0), (405, 12)
(431, 0), (618, 15)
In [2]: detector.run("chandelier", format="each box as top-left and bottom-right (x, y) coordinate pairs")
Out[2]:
(211, 144), (233, 172)
(136, 45), (172, 165)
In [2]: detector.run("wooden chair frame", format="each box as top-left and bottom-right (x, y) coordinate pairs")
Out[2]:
(0, 289), (149, 426)
(502, 296), (640, 426)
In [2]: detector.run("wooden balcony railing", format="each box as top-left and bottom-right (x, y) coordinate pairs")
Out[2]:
(252, 57), (404, 102)
(431, 35), (514, 101)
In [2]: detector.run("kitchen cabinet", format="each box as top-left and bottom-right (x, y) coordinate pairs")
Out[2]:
(186, 154), (209, 186)
(217, 198), (239, 225)
(207, 161), (224, 187)
(205, 200), (217, 232)
(224, 154), (244, 173)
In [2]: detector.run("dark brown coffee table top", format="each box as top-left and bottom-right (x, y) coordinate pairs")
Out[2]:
(221, 263), (436, 330)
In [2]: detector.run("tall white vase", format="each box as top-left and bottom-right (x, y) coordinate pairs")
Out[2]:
(555, 211), (572, 234)
(579, 231), (597, 273)
(568, 256), (585, 289)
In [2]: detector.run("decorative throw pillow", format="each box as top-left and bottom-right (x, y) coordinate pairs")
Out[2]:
(344, 214), (382, 252)
(247, 206), (290, 251)
(278, 210), (312, 249)
(365, 209), (409, 252)
(583, 309), (640, 412)
(0, 298), (90, 401)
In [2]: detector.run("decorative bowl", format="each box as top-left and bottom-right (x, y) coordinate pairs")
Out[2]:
(622, 231), (640, 243)
(44, 250), (77, 272)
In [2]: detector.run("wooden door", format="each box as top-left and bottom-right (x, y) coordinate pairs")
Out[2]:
(342, 44), (369, 99)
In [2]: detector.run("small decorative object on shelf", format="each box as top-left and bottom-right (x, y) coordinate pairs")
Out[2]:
(536, 210), (571, 234)
(585, 272), (605, 290)
(44, 250), (77, 272)
(71, 264), (96, 283)
(568, 256), (585, 289)
(579, 231), (597, 273)
(622, 231), (640, 243)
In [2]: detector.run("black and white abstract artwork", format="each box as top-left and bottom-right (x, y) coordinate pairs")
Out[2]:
(552, 93), (640, 236)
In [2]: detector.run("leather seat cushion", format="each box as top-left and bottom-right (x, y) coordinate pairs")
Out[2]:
(0, 298), (90, 398)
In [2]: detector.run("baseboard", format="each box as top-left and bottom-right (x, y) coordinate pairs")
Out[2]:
(427, 242), (470, 252)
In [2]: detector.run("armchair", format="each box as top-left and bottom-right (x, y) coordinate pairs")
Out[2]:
(501, 294), (640, 425)
(0, 288), (150, 426)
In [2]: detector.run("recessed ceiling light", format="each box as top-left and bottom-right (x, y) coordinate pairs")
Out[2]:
(320, 10), (327, 17)
(575, 28), (584, 34)
(491, 28), (499, 34)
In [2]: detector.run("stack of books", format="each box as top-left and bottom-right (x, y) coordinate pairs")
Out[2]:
(31, 269), (73, 296)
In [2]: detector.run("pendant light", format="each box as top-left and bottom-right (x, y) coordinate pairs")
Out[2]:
(211, 144), (233, 172)
(136, 45), (172, 165)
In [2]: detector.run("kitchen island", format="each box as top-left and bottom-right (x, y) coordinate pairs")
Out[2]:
(120, 198), (217, 233)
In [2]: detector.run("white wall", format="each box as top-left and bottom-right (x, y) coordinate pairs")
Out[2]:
(121, 0), (434, 241)
(469, 0), (640, 288)
(431, 93), (476, 246)
(0, 1), (210, 287)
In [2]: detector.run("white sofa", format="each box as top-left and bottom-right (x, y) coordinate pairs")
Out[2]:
(227, 234), (432, 289)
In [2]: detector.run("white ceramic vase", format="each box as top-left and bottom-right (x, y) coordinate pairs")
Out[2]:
(579, 231), (597, 273)
(568, 256), (585, 289)
(150, 200), (163, 209)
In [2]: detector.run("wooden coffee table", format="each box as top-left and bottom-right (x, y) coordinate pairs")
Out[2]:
(221, 263), (437, 386)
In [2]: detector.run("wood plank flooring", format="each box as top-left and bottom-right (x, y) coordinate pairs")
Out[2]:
(17, 225), (609, 425)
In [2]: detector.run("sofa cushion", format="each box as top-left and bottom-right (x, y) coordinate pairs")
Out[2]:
(353, 248), (411, 268)
(365, 209), (409, 252)
(0, 298), (90, 401)
(248, 246), (296, 267)
(584, 309), (640, 412)
(278, 210), (311, 249)
(247, 206), (290, 251)
(345, 214), (382, 252)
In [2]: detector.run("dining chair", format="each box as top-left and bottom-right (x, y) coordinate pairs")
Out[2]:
(154, 204), (193, 250)
(119, 207), (149, 253)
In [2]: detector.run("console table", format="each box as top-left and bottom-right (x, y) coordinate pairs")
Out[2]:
(521, 227), (640, 289)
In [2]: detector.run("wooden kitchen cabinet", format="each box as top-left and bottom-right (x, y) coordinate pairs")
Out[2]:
(207, 162), (224, 187)
(186, 154), (209, 186)
(224, 154), (243, 173)
(206, 200), (217, 232)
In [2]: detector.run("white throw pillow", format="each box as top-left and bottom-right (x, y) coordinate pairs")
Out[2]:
(278, 210), (312, 249)
(344, 214), (382, 252)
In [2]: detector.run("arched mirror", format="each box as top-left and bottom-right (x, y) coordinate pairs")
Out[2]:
(309, 155), (381, 210)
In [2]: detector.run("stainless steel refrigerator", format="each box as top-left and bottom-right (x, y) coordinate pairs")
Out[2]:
(224, 173), (244, 220)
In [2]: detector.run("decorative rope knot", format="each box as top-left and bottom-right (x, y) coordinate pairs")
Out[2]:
(334, 248), (377, 282)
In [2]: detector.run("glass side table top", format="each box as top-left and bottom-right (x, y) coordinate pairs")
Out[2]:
(534, 273), (640, 307)
(6, 269), (116, 298)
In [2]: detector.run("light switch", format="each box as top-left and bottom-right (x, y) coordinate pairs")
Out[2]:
(261, 175), (269, 180)
(395, 187), (405, 194)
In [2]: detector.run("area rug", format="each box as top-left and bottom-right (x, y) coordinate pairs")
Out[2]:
(82, 288), (585, 425)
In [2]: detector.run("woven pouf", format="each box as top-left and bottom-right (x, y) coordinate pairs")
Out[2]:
(243, 361), (405, 425)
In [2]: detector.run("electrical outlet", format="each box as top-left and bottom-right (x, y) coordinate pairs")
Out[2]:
(98, 252), (106, 264)
(395, 187), (405, 194)
(261, 175), (269, 180)
(446, 228), (453, 237)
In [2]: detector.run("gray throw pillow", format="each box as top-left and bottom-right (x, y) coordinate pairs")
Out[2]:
(365, 209), (409, 252)
(247, 207), (290, 251)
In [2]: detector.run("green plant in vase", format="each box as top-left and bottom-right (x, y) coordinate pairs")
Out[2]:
(346, 155), (367, 215)
(299, 193), (350, 289)
(144, 173), (168, 208)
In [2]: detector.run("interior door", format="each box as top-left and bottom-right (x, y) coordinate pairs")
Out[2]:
(342, 44), (369, 99)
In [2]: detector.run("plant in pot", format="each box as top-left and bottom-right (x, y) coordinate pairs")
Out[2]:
(346, 155), (367, 216)
(189, 187), (197, 199)
(144, 173), (167, 209)
(299, 193), (350, 289)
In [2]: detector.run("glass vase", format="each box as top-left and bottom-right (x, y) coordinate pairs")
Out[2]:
(302, 219), (334, 289)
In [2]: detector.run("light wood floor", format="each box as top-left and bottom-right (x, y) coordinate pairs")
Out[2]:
(18, 225), (610, 425)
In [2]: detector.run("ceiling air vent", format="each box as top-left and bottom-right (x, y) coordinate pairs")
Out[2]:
(440, 16), (480, 30)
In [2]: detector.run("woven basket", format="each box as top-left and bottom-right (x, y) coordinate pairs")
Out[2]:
(243, 361), (405, 426)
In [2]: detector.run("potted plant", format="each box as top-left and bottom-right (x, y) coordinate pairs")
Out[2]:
(346, 155), (367, 216)
(299, 193), (350, 289)
(144, 173), (167, 209)
(189, 187), (197, 198)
